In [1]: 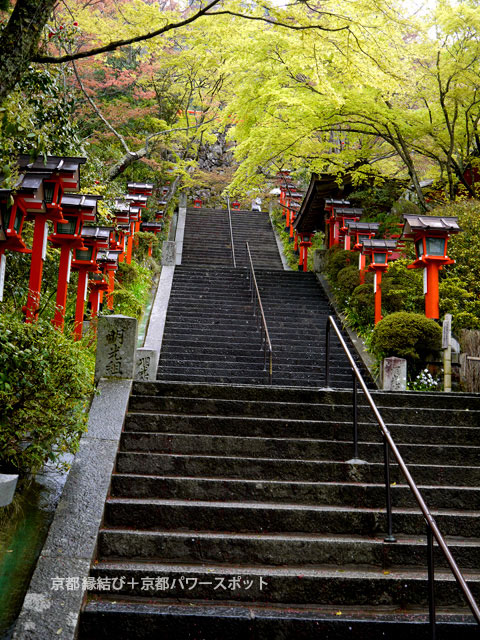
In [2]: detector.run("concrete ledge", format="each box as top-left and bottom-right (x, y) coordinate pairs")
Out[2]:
(315, 272), (379, 388)
(175, 201), (186, 266)
(269, 213), (291, 271)
(0, 473), (18, 507)
(143, 265), (175, 355)
(13, 378), (132, 640)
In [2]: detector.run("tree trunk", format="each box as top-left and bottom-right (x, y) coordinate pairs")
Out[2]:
(0, 0), (56, 104)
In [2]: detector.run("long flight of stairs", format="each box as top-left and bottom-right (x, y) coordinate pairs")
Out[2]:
(158, 207), (366, 386)
(78, 206), (480, 637)
(79, 382), (480, 638)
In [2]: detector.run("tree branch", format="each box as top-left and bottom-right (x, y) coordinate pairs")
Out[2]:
(204, 10), (350, 32)
(31, 0), (223, 63)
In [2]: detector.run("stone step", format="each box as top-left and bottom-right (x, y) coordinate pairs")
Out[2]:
(131, 382), (480, 410)
(104, 498), (480, 538)
(80, 599), (478, 640)
(155, 373), (347, 387)
(115, 452), (480, 486)
(119, 432), (480, 467)
(124, 412), (480, 446)
(127, 396), (480, 426)
(110, 474), (480, 510)
(88, 560), (480, 608)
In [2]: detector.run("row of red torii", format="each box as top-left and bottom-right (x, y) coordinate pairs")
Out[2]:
(276, 172), (461, 324)
(0, 154), (166, 339)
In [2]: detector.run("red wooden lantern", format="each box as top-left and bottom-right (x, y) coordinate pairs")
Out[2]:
(49, 194), (101, 331)
(93, 248), (121, 315)
(127, 182), (154, 197)
(323, 199), (350, 248)
(71, 226), (112, 339)
(16, 155), (87, 323)
(231, 201), (241, 210)
(362, 238), (397, 324)
(402, 214), (461, 320)
(298, 232), (314, 272)
(0, 186), (34, 302)
(193, 198), (202, 209)
(345, 221), (380, 284)
(141, 221), (163, 258)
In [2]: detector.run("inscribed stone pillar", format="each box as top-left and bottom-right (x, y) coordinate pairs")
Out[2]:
(381, 357), (407, 391)
(134, 347), (159, 381)
(95, 315), (137, 383)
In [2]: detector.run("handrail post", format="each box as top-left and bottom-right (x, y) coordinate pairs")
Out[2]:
(325, 319), (331, 387)
(427, 526), (437, 639)
(383, 435), (396, 543)
(352, 372), (359, 459)
(226, 195), (236, 268)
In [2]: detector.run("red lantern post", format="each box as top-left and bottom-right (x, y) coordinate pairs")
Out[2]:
(401, 215), (461, 320)
(49, 194), (100, 331)
(71, 226), (112, 339)
(17, 155), (86, 323)
(0, 188), (32, 301)
(346, 221), (380, 284)
(298, 232), (314, 272)
(362, 238), (397, 324)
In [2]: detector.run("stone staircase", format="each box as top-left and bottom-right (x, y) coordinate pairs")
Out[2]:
(77, 205), (480, 637)
(181, 207), (284, 269)
(157, 266), (364, 387)
(79, 382), (480, 638)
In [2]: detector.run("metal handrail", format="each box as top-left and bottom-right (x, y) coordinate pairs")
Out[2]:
(226, 195), (236, 268)
(325, 315), (480, 635)
(246, 242), (272, 384)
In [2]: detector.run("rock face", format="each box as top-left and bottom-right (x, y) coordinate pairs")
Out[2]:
(197, 131), (235, 172)
(193, 131), (237, 206)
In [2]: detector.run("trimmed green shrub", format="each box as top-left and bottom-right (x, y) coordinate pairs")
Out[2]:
(325, 248), (358, 281)
(347, 283), (375, 328)
(336, 265), (361, 304)
(381, 260), (423, 314)
(0, 315), (93, 474)
(370, 312), (442, 374)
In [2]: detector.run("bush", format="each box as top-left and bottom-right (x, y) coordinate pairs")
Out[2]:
(370, 312), (442, 374)
(117, 261), (141, 286)
(381, 260), (424, 314)
(0, 315), (93, 474)
(111, 288), (143, 318)
(347, 283), (375, 329)
(325, 247), (358, 281)
(336, 265), (361, 304)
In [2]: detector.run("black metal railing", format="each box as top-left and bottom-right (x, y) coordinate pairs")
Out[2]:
(246, 242), (272, 384)
(226, 196), (237, 268)
(325, 315), (480, 637)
